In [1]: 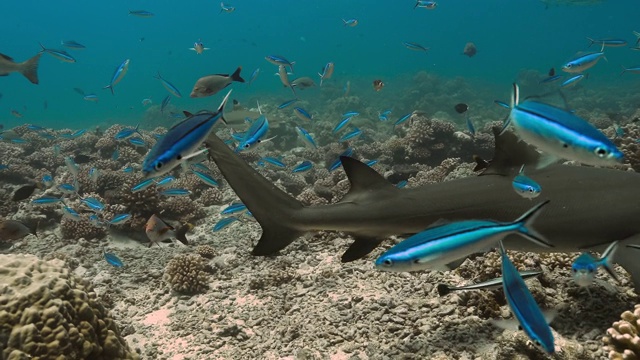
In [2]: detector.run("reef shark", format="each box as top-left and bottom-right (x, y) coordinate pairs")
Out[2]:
(205, 129), (640, 290)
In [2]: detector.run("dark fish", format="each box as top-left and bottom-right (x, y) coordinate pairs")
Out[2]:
(190, 67), (245, 98)
(373, 79), (384, 91)
(0, 220), (34, 240)
(454, 103), (469, 114)
(74, 154), (93, 164)
(0, 52), (41, 84)
(12, 184), (39, 201)
(463, 42), (477, 57)
(548, 68), (555, 76)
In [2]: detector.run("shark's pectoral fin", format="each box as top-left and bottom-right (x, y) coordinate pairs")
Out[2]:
(443, 257), (467, 271)
(341, 237), (385, 262)
(478, 128), (541, 176)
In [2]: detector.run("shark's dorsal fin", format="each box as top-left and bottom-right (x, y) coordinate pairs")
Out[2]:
(478, 128), (541, 176)
(340, 156), (397, 202)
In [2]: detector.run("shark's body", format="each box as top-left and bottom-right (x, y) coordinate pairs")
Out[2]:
(205, 130), (640, 289)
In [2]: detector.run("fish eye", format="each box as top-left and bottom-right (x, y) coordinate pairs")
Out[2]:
(534, 340), (542, 347)
(176, 154), (182, 160)
(154, 162), (163, 170)
(383, 259), (393, 267)
(566, 64), (572, 68)
(595, 147), (608, 158)
(528, 188), (534, 193)
(572, 268), (577, 273)
(244, 144), (250, 148)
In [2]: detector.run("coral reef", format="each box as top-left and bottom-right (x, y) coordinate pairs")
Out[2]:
(196, 245), (216, 259)
(603, 304), (640, 359)
(0, 254), (138, 359)
(164, 254), (210, 294)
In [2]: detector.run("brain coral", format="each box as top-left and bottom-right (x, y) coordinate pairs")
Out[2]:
(0, 254), (138, 359)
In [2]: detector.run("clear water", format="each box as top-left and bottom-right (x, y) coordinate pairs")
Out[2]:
(1, 0), (638, 130)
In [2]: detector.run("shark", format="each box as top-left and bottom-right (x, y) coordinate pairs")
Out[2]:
(204, 128), (640, 290)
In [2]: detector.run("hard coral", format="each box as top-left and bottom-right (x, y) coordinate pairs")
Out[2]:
(603, 304), (640, 359)
(0, 254), (138, 359)
(164, 254), (210, 294)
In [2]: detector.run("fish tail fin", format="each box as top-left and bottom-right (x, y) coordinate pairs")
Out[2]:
(510, 83), (519, 108)
(38, 42), (46, 53)
(513, 200), (553, 248)
(620, 65), (628, 77)
(231, 66), (245, 83)
(290, 61), (295, 73)
(103, 85), (114, 95)
(154, 71), (161, 80)
(319, 73), (324, 87)
(175, 223), (194, 245)
(586, 37), (595, 48)
(436, 284), (452, 297)
(599, 240), (621, 284)
(204, 130), (306, 257)
(20, 53), (41, 85)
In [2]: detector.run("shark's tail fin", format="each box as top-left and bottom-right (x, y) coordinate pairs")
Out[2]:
(205, 131), (305, 256)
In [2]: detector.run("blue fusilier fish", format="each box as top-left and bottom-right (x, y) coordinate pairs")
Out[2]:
(318, 62), (334, 86)
(562, 52), (605, 73)
(260, 157), (286, 168)
(539, 75), (564, 84)
(115, 124), (141, 140)
(155, 176), (175, 188)
(154, 72), (182, 98)
(620, 65), (640, 76)
(365, 159), (378, 167)
(220, 2), (235, 13)
(512, 165), (541, 199)
(128, 136), (146, 147)
(572, 240), (620, 288)
(415, 0), (437, 9)
(437, 269), (542, 297)
(131, 178), (156, 192)
(293, 107), (312, 121)
(61, 40), (86, 49)
(32, 196), (64, 204)
(378, 110), (392, 121)
(129, 9), (154, 17)
(57, 183), (77, 195)
(498, 241), (555, 354)
(586, 38), (627, 48)
(494, 100), (510, 109)
(235, 115), (272, 152)
(295, 126), (317, 149)
(502, 84), (623, 168)
(560, 74), (587, 88)
(247, 68), (260, 86)
(213, 216), (240, 232)
(342, 18), (358, 27)
(466, 116), (475, 137)
(82, 197), (105, 212)
(339, 127), (362, 142)
(38, 43), (76, 63)
(159, 188), (192, 197)
(192, 170), (219, 187)
(278, 99), (297, 109)
(42, 174), (53, 188)
(142, 90), (231, 178)
(108, 214), (132, 226)
(333, 117), (352, 133)
(103, 59), (130, 95)
(62, 206), (81, 221)
(265, 55), (295, 72)
(375, 201), (552, 272)
(221, 202), (247, 215)
(104, 252), (124, 267)
(396, 180), (408, 189)
(402, 42), (429, 52)
(292, 160), (313, 173)
(394, 113), (413, 128)
(161, 95), (171, 114)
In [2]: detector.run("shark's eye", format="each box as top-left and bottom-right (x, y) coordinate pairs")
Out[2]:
(154, 162), (163, 170)
(382, 259), (393, 266)
(595, 147), (608, 158)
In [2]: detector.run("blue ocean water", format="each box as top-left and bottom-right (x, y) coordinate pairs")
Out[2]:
(0, 0), (638, 130)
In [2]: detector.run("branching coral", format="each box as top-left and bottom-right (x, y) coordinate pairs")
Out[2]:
(0, 254), (138, 359)
(603, 304), (640, 359)
(164, 254), (210, 294)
